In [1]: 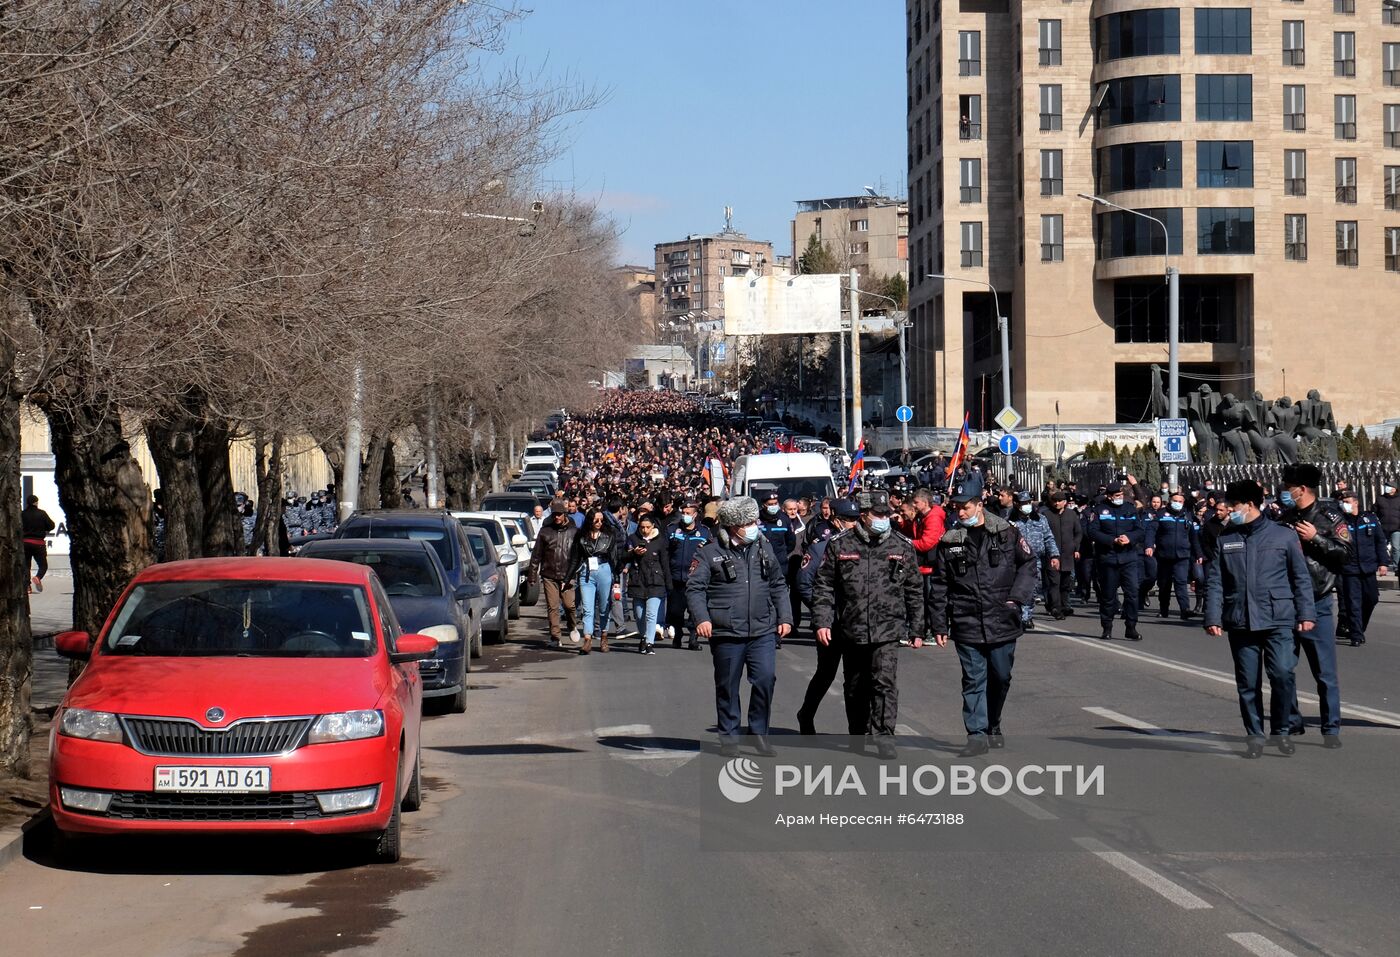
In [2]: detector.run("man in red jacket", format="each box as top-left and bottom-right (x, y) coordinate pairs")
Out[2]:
(903, 488), (946, 647)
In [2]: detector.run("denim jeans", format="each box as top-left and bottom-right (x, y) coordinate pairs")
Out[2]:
(632, 595), (662, 647)
(955, 640), (1017, 736)
(1390, 531), (1400, 569)
(1289, 594), (1341, 735)
(578, 563), (614, 638)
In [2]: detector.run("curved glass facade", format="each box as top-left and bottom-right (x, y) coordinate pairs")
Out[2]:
(1095, 207), (1184, 258)
(1097, 141), (1183, 191)
(1099, 75), (1182, 126)
(1096, 9), (1181, 62)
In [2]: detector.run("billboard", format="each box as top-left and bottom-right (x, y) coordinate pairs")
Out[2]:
(722, 273), (842, 335)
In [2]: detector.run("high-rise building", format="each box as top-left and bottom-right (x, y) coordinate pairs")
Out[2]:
(654, 225), (781, 330)
(906, 0), (1400, 429)
(791, 194), (910, 282)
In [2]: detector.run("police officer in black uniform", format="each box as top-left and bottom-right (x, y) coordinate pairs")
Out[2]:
(665, 495), (711, 649)
(1336, 488), (1388, 647)
(1086, 481), (1145, 641)
(794, 499), (859, 735)
(754, 484), (797, 646)
(927, 477), (1038, 757)
(811, 490), (924, 759)
(1147, 489), (1202, 619)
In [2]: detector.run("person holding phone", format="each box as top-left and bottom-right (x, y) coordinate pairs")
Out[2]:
(625, 514), (670, 655)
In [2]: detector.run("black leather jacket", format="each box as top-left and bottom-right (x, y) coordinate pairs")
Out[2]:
(1278, 499), (1352, 599)
(567, 529), (620, 581)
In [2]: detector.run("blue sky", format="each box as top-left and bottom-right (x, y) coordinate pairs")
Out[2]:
(497, 0), (907, 265)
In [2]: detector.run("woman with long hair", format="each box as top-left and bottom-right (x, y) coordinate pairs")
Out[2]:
(624, 513), (670, 655)
(567, 506), (620, 653)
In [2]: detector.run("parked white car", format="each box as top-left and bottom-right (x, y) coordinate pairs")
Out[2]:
(451, 512), (523, 617)
(522, 442), (561, 471)
(488, 510), (541, 606)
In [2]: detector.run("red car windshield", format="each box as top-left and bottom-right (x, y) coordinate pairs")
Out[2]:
(103, 581), (376, 657)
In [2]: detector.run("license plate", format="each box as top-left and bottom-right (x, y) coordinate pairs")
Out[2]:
(154, 766), (271, 793)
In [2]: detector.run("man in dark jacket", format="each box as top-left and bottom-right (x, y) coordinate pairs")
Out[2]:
(1278, 463), (1350, 743)
(1376, 476), (1400, 568)
(795, 499), (859, 736)
(687, 496), (793, 757)
(21, 495), (55, 593)
(1205, 480), (1316, 758)
(1336, 488), (1388, 647)
(1086, 481), (1145, 641)
(665, 496), (710, 650)
(1043, 492), (1082, 619)
(811, 491), (924, 759)
(528, 501), (579, 647)
(1146, 490), (1202, 619)
(927, 477), (1037, 757)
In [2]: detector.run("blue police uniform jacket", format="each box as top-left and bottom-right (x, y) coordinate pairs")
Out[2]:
(1086, 500), (1145, 564)
(667, 523), (711, 581)
(1204, 516), (1316, 631)
(758, 511), (797, 558)
(797, 535), (832, 603)
(1343, 511), (1388, 574)
(1146, 507), (1201, 561)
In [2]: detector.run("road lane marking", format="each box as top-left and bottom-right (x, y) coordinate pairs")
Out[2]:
(1074, 837), (1213, 910)
(1047, 629), (1400, 729)
(1083, 707), (1236, 754)
(1000, 792), (1058, 821)
(1227, 932), (1300, 957)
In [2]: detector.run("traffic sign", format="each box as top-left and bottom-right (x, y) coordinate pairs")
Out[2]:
(895, 405), (913, 423)
(994, 406), (1022, 432)
(1155, 417), (1191, 464)
(998, 433), (1020, 456)
(703, 370), (716, 378)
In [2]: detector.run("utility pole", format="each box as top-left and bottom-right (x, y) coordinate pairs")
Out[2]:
(1167, 264), (1180, 490)
(999, 314), (1012, 481)
(898, 318), (910, 453)
(849, 268), (862, 451)
(839, 328), (847, 450)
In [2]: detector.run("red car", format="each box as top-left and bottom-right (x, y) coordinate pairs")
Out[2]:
(48, 557), (438, 863)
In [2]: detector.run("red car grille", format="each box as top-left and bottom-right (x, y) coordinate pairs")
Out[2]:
(103, 791), (325, 821)
(122, 717), (312, 757)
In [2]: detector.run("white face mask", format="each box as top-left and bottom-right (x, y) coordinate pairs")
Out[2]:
(1385, 486), (1396, 495)
(1341, 502), (1356, 515)
(1110, 497), (1124, 507)
(1019, 504), (1032, 515)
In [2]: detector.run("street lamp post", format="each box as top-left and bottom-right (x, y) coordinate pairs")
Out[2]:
(1077, 193), (1180, 488)
(928, 273), (1009, 477)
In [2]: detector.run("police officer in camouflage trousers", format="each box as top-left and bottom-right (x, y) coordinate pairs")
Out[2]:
(811, 491), (924, 759)
(795, 499), (860, 735)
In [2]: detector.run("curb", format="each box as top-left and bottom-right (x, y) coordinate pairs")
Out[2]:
(0, 804), (50, 871)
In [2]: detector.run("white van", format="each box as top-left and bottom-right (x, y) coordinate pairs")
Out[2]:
(728, 453), (837, 503)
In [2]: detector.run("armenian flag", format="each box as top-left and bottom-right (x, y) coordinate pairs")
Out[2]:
(944, 412), (971, 485)
(846, 440), (866, 494)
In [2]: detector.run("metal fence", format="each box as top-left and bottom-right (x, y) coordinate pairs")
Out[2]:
(991, 452), (1045, 496)
(1070, 459), (1400, 511)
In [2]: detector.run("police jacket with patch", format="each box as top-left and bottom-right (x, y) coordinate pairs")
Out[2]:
(1204, 516), (1316, 631)
(811, 526), (924, 645)
(1146, 508), (1201, 561)
(926, 514), (1038, 646)
(667, 523), (711, 581)
(1279, 499), (1351, 599)
(1086, 501), (1145, 563)
(685, 534), (793, 640)
(530, 520), (577, 581)
(797, 534), (832, 604)
(1343, 511), (1387, 574)
(758, 512), (797, 558)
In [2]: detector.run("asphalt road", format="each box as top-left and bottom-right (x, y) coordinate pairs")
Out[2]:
(2, 587), (1398, 957)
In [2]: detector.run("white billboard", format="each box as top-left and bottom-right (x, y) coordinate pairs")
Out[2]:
(722, 273), (843, 335)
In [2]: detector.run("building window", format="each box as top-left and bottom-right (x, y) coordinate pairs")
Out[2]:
(1282, 21), (1305, 66)
(1388, 104), (1400, 147)
(1196, 75), (1252, 121)
(959, 31), (981, 76)
(1095, 207), (1184, 258)
(732, 249), (751, 265)
(1095, 9), (1180, 62)
(1336, 220), (1359, 267)
(1284, 85), (1306, 131)
(848, 242), (869, 255)
(1285, 214), (1308, 261)
(1334, 32), (1356, 77)
(959, 159), (982, 203)
(1334, 0), (1355, 13)
(1041, 215), (1064, 261)
(1195, 8), (1251, 55)
(960, 222), (983, 267)
(1096, 141), (1183, 191)
(1040, 149), (1064, 195)
(1335, 95), (1357, 139)
(1039, 19), (1062, 66)
(1112, 277), (1237, 342)
(1335, 157), (1358, 203)
(1039, 84), (1063, 130)
(1285, 149), (1307, 196)
(1100, 75), (1182, 126)
(959, 94), (982, 139)
(1387, 227), (1400, 272)
(1386, 166), (1400, 210)
(1197, 208), (1255, 254)
(1197, 141), (1254, 188)
(1388, 2), (1400, 25)
(1386, 44), (1400, 86)
(850, 219), (869, 232)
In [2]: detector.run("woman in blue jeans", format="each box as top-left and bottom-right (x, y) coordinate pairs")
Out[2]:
(567, 507), (620, 654)
(624, 513), (670, 655)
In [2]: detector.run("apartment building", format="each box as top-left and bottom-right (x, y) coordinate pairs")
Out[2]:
(906, 0), (1400, 429)
(653, 227), (781, 329)
(790, 194), (911, 281)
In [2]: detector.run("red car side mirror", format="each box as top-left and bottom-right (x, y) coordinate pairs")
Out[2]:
(54, 630), (94, 660)
(390, 633), (438, 664)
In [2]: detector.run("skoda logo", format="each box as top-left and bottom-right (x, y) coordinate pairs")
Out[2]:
(205, 707), (226, 723)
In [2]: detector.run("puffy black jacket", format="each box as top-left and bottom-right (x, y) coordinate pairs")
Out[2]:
(1376, 492), (1400, 535)
(624, 532), (670, 598)
(685, 533), (792, 640)
(926, 514), (1038, 646)
(529, 519), (577, 581)
(1278, 499), (1351, 599)
(811, 525), (924, 645)
(567, 529), (620, 582)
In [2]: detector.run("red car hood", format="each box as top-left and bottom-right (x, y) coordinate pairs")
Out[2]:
(65, 655), (389, 721)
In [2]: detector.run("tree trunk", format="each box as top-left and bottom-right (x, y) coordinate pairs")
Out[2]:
(39, 398), (153, 637)
(146, 421), (204, 561)
(0, 348), (33, 776)
(444, 446), (470, 509)
(195, 420), (241, 556)
(359, 433), (385, 510)
(379, 440), (402, 508)
(254, 432), (285, 555)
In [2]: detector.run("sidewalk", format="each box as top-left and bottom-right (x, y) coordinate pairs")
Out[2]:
(28, 554), (73, 641)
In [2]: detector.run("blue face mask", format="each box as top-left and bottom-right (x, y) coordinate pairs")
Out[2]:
(869, 516), (891, 534)
(960, 513), (983, 528)
(1170, 501), (1184, 512)
(1279, 490), (1295, 507)
(681, 513), (695, 525)
(742, 525), (760, 543)
(1229, 508), (1248, 525)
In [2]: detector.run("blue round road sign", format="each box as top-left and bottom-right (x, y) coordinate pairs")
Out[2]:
(895, 405), (913, 423)
(998, 433), (1020, 455)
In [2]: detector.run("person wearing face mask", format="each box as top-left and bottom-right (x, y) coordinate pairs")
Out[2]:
(795, 499), (861, 735)
(1375, 477), (1400, 569)
(665, 496), (710, 650)
(624, 514), (671, 655)
(1137, 494), (1163, 611)
(811, 491), (924, 759)
(927, 476), (1038, 757)
(1146, 491), (1203, 619)
(1043, 492), (1083, 620)
(1086, 481), (1146, 641)
(686, 496), (793, 757)
(753, 486), (797, 645)
(528, 500), (581, 649)
(1204, 480), (1316, 758)
(1011, 491), (1059, 631)
(1335, 489), (1388, 648)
